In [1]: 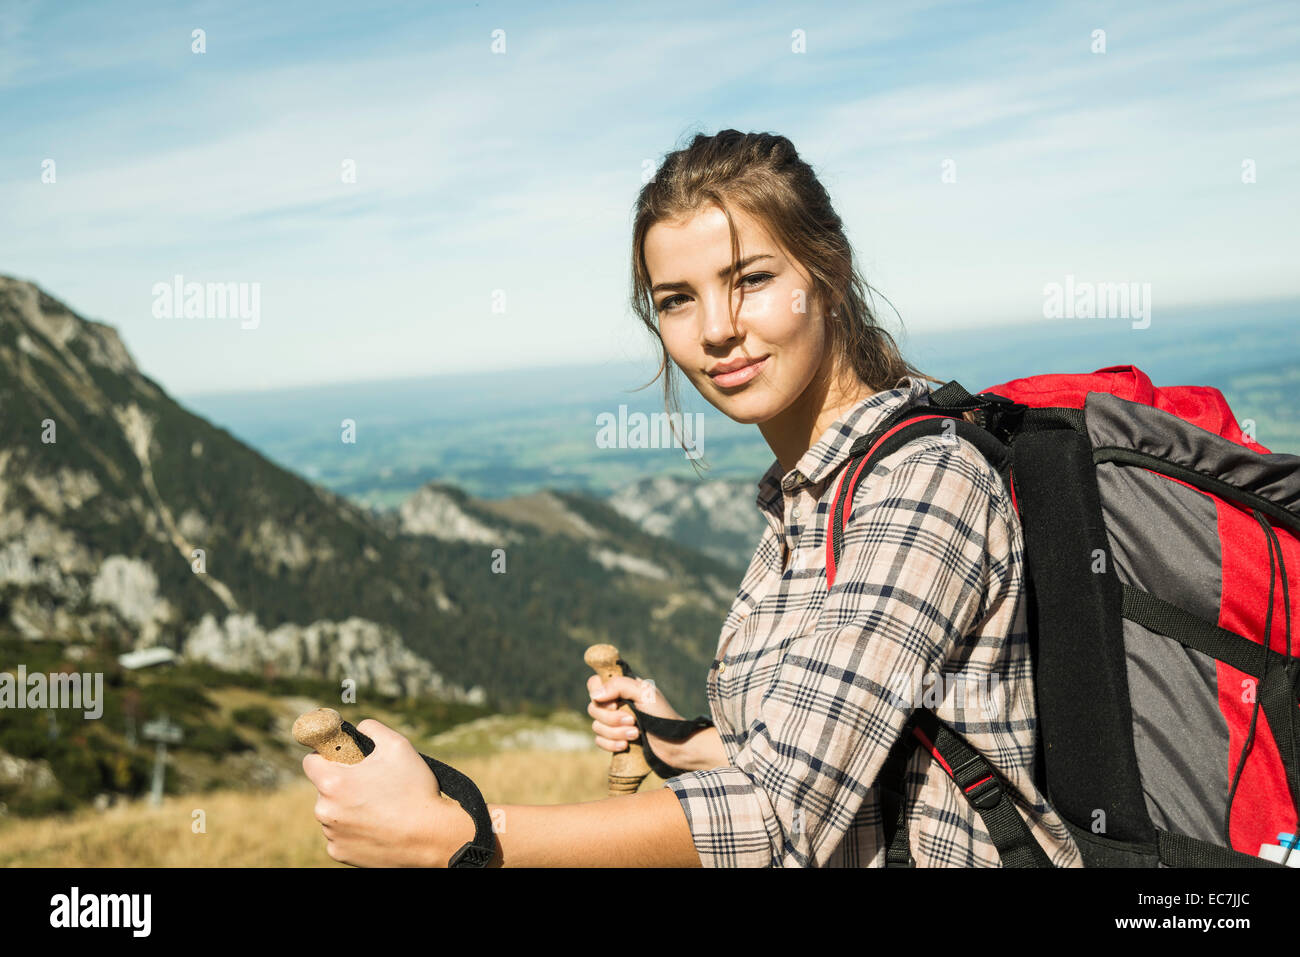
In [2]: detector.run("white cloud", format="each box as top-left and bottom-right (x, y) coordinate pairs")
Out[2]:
(2, 0), (1296, 393)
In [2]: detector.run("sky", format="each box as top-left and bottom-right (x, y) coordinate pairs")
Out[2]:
(0, 0), (1296, 396)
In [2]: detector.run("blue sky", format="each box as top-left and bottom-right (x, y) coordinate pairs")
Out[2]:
(1, 0), (1296, 395)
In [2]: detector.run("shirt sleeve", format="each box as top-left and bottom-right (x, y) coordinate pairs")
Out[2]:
(665, 435), (1019, 867)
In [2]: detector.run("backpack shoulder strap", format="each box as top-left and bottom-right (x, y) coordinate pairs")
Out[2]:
(834, 384), (1048, 866)
(879, 710), (1055, 867)
(825, 395), (1011, 588)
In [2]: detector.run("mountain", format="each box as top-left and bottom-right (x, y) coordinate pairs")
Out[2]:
(606, 475), (767, 567)
(0, 276), (741, 714)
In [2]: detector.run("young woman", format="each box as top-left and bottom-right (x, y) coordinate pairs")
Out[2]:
(303, 130), (1082, 867)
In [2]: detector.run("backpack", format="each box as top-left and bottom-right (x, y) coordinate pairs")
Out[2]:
(826, 365), (1300, 868)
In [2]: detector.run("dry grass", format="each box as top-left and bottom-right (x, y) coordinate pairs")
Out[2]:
(0, 748), (658, 867)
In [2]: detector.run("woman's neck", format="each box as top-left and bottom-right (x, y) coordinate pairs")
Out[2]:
(760, 361), (875, 474)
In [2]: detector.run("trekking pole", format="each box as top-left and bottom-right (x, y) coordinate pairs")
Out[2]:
(292, 707), (498, 867)
(585, 643), (652, 796)
(292, 707), (369, 764)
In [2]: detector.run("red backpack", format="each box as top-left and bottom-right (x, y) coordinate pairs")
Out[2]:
(827, 365), (1300, 867)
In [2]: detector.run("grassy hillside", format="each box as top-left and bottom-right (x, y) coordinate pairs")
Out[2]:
(0, 630), (653, 866)
(0, 632), (491, 817)
(0, 750), (626, 866)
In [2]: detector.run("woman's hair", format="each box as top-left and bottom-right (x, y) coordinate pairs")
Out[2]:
(629, 129), (940, 468)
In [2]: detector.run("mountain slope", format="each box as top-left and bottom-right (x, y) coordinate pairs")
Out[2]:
(0, 276), (736, 713)
(605, 475), (767, 566)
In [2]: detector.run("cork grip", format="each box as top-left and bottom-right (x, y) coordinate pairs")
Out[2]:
(585, 643), (652, 796)
(292, 707), (368, 764)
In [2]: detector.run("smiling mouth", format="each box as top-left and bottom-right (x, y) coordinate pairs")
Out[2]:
(708, 355), (768, 388)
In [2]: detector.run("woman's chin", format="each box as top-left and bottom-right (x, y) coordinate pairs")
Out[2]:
(709, 386), (781, 425)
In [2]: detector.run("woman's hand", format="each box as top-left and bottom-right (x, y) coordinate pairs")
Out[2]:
(302, 719), (477, 867)
(587, 675), (727, 773)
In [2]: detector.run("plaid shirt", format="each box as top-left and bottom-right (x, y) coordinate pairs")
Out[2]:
(665, 377), (1083, 867)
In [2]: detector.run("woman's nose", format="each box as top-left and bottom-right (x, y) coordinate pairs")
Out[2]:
(700, 294), (740, 346)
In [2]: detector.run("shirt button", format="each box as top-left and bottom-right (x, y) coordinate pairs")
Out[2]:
(717, 660), (727, 673)
(792, 505), (801, 520)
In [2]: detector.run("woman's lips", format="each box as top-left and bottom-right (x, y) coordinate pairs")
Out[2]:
(708, 355), (768, 388)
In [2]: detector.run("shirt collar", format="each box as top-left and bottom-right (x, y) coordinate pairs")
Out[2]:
(755, 376), (932, 514)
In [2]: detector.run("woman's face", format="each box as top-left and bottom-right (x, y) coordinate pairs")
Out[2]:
(644, 204), (834, 425)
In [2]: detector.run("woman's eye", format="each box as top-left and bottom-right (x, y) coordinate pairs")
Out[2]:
(657, 274), (770, 313)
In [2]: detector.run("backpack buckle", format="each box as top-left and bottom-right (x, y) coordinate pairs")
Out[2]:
(949, 752), (1005, 811)
(962, 774), (1004, 811)
(971, 393), (1025, 442)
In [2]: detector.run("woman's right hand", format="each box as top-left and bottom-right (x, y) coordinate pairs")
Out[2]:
(587, 674), (726, 773)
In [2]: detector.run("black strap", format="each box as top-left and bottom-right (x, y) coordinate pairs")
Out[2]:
(914, 710), (1054, 867)
(1120, 582), (1300, 829)
(1120, 583), (1300, 682)
(1157, 829), (1287, 868)
(926, 376), (1078, 435)
(877, 711), (1053, 867)
(339, 720), (496, 868)
(1094, 445), (1300, 538)
(616, 657), (714, 779)
(829, 395), (1049, 866)
(927, 381), (1028, 441)
(927, 380), (978, 407)
(1022, 406), (1086, 434)
(877, 727), (916, 866)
